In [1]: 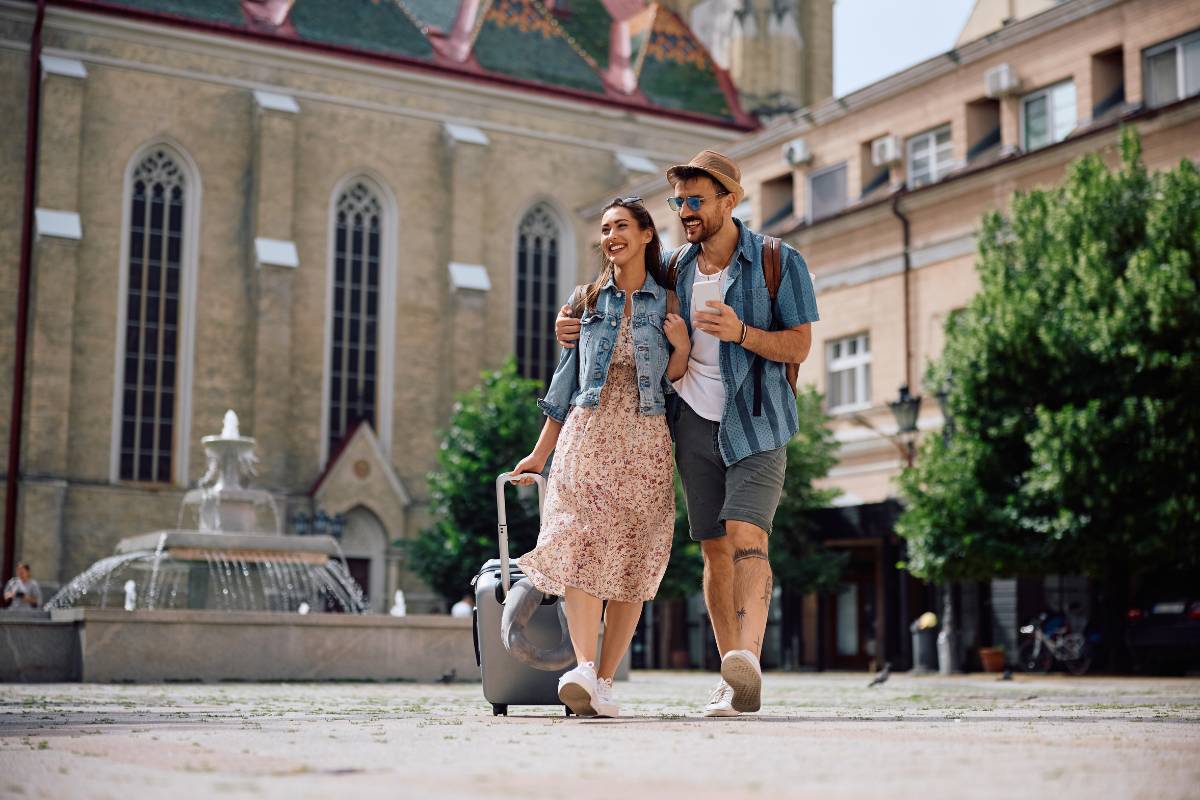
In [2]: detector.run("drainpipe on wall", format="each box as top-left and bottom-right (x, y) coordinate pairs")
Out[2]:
(4, 0), (47, 581)
(889, 189), (912, 390)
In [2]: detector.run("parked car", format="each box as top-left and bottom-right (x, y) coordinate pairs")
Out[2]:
(1126, 581), (1200, 674)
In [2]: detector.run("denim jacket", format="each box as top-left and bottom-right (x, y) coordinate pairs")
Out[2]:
(537, 272), (672, 422)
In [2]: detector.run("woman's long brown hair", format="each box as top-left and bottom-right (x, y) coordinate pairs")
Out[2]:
(574, 198), (669, 314)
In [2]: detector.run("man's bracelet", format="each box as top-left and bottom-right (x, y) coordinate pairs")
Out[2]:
(738, 321), (748, 345)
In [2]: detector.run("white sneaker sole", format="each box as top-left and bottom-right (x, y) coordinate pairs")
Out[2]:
(558, 680), (597, 717)
(703, 705), (741, 718)
(593, 702), (620, 718)
(721, 652), (762, 713)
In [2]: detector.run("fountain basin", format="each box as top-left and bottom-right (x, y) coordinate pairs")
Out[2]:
(116, 531), (341, 556)
(1, 609), (479, 683)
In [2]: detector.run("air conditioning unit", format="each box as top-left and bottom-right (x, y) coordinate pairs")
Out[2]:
(870, 135), (901, 167)
(984, 63), (1020, 97)
(782, 137), (811, 166)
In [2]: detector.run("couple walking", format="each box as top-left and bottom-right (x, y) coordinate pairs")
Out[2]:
(513, 150), (819, 718)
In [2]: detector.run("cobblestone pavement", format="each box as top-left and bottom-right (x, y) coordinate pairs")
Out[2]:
(1, 671), (1197, 800)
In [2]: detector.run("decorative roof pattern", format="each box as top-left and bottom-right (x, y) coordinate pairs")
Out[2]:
(637, 7), (732, 119)
(473, 0), (605, 94)
(107, 0), (246, 26)
(396, 0), (459, 33)
(67, 0), (752, 128)
(552, 0), (613, 70)
(289, 0), (433, 59)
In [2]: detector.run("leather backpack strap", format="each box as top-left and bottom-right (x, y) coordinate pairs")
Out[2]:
(666, 244), (687, 287)
(664, 245), (688, 317)
(763, 236), (782, 301)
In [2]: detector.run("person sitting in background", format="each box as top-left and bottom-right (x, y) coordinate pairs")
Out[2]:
(3, 562), (41, 609)
(450, 593), (475, 618)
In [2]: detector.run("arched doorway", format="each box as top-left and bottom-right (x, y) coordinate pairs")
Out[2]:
(340, 506), (387, 613)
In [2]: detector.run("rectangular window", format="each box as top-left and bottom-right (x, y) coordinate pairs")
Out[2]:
(906, 125), (954, 188)
(807, 162), (847, 223)
(1022, 80), (1076, 151)
(825, 333), (870, 412)
(1144, 31), (1200, 108)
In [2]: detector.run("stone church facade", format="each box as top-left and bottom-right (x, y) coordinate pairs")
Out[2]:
(0, 0), (832, 612)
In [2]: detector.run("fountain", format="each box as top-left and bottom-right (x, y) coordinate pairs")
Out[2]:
(46, 410), (365, 614)
(3, 411), (479, 684)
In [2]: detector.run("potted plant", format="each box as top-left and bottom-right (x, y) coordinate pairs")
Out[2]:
(978, 645), (1006, 672)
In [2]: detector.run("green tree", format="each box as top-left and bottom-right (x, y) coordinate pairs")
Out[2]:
(409, 359), (545, 605)
(897, 130), (1200, 605)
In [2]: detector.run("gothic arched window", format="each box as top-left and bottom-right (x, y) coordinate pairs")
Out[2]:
(515, 204), (561, 386)
(117, 149), (187, 482)
(327, 181), (383, 457)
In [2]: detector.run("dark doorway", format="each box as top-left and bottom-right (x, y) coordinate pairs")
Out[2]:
(345, 557), (370, 607)
(824, 555), (878, 670)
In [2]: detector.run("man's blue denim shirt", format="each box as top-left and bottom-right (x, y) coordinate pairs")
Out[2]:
(673, 219), (820, 466)
(538, 271), (672, 423)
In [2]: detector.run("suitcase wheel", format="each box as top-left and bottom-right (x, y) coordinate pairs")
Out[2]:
(492, 704), (508, 716)
(564, 705), (573, 717)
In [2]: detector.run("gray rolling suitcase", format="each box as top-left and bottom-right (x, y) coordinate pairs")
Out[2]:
(471, 472), (576, 716)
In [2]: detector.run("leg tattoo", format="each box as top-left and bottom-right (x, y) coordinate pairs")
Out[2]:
(761, 573), (773, 610)
(736, 607), (747, 628)
(733, 548), (769, 563)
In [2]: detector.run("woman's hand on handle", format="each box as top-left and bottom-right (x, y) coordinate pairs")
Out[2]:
(512, 453), (547, 485)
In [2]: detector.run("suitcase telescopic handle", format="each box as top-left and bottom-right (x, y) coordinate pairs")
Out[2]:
(495, 472), (546, 597)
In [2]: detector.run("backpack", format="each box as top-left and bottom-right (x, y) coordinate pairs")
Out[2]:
(667, 236), (799, 417)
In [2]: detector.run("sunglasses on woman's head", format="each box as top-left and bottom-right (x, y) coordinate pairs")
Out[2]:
(667, 191), (730, 212)
(612, 195), (643, 206)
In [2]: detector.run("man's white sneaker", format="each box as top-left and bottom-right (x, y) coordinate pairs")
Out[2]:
(702, 680), (740, 717)
(593, 676), (620, 718)
(558, 662), (598, 717)
(720, 649), (762, 713)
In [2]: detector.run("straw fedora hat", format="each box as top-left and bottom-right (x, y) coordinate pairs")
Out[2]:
(666, 150), (744, 205)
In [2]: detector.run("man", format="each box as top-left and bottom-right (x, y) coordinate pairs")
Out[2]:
(450, 592), (475, 618)
(556, 151), (818, 716)
(3, 562), (42, 610)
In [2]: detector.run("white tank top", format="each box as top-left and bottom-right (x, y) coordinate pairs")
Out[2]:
(672, 266), (727, 422)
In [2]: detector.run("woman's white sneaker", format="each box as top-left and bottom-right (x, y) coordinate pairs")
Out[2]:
(594, 676), (620, 718)
(702, 680), (740, 717)
(720, 650), (762, 712)
(558, 662), (599, 716)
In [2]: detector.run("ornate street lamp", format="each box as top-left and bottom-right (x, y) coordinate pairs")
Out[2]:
(888, 384), (922, 467)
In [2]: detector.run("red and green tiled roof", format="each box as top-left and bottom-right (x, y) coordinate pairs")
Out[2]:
(290, 0), (433, 60)
(472, 0), (605, 94)
(635, 7), (732, 119)
(65, 0), (754, 129)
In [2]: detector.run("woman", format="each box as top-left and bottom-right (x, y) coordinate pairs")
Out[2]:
(513, 197), (690, 718)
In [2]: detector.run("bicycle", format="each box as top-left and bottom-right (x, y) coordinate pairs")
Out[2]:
(1017, 612), (1093, 675)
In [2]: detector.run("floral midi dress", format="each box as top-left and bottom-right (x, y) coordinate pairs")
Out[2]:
(518, 314), (674, 603)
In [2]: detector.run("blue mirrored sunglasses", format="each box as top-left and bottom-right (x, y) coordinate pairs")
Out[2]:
(667, 191), (730, 212)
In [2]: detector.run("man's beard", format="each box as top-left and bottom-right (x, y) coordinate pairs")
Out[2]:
(682, 214), (723, 243)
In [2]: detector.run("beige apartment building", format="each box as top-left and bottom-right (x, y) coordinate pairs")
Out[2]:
(610, 0), (1200, 670)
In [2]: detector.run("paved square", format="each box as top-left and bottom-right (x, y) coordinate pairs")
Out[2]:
(2, 672), (1197, 799)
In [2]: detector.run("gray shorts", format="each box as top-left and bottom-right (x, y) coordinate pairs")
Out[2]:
(672, 398), (787, 541)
